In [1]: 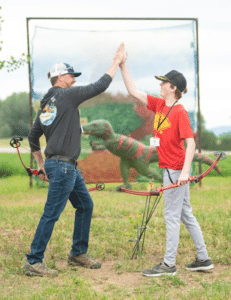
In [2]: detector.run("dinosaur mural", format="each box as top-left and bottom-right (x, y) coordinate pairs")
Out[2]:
(82, 119), (221, 189)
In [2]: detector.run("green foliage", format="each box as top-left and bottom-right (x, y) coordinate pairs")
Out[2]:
(0, 123), (12, 138)
(201, 129), (218, 150)
(196, 114), (231, 150)
(217, 132), (231, 151)
(80, 102), (142, 135)
(0, 7), (28, 71)
(0, 92), (30, 138)
(0, 54), (29, 72)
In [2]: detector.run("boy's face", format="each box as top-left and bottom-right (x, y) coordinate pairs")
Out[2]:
(160, 81), (175, 99)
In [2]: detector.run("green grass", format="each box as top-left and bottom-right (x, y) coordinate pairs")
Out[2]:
(0, 175), (230, 299)
(0, 148), (91, 179)
(1, 150), (230, 180)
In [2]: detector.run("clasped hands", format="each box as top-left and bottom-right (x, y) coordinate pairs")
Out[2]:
(114, 42), (128, 66)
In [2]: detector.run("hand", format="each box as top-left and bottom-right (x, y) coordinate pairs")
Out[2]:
(113, 42), (125, 65)
(177, 171), (189, 186)
(119, 51), (128, 67)
(38, 166), (49, 182)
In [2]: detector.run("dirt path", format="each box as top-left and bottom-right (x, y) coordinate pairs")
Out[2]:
(56, 258), (230, 297)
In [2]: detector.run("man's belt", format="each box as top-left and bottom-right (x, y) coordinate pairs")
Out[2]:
(47, 155), (77, 166)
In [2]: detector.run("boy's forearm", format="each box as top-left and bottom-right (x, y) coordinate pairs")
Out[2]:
(182, 138), (196, 174)
(120, 63), (147, 105)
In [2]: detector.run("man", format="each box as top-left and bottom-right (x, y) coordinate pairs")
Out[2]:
(23, 43), (125, 277)
(119, 52), (214, 276)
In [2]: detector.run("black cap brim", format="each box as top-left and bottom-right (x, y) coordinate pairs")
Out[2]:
(73, 72), (82, 77)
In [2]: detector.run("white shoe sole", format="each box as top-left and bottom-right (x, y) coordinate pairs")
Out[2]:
(142, 271), (177, 277)
(186, 264), (214, 271)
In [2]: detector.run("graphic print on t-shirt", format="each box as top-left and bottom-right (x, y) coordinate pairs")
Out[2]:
(39, 96), (57, 126)
(154, 112), (171, 134)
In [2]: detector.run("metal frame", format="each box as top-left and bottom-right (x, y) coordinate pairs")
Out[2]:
(26, 18), (201, 187)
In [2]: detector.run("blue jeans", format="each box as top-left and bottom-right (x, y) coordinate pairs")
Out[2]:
(27, 159), (94, 264)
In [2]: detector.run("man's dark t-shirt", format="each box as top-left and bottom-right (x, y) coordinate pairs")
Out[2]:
(28, 74), (112, 161)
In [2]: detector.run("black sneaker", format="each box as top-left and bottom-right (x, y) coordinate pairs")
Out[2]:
(142, 262), (177, 277)
(186, 257), (214, 271)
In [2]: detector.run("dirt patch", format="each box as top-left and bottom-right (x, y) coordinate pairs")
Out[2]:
(81, 261), (143, 293)
(56, 259), (230, 296)
(56, 259), (145, 294)
(78, 150), (138, 184)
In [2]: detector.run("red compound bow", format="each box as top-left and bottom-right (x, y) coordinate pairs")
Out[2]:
(119, 151), (226, 258)
(10, 136), (105, 191)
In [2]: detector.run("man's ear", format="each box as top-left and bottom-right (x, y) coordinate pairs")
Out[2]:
(58, 75), (63, 81)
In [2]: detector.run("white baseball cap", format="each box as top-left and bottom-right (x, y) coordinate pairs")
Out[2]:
(48, 63), (81, 78)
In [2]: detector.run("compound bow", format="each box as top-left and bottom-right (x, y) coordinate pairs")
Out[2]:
(119, 151), (226, 258)
(10, 136), (105, 191)
(10, 137), (46, 178)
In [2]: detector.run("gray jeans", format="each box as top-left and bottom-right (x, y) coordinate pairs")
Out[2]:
(163, 168), (208, 265)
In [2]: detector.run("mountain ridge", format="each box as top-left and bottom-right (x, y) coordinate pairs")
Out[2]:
(208, 126), (231, 136)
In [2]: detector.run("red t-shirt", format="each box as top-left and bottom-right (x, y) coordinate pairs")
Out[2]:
(147, 95), (194, 170)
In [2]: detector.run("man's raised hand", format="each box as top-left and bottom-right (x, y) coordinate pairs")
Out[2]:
(113, 42), (125, 65)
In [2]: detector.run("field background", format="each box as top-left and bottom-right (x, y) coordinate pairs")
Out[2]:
(0, 148), (230, 299)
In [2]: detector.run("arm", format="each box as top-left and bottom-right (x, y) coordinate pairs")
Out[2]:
(28, 116), (48, 182)
(66, 43), (125, 106)
(32, 150), (48, 182)
(119, 60), (147, 105)
(178, 137), (196, 186)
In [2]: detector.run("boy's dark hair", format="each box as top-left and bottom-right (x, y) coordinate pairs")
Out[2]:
(171, 84), (187, 100)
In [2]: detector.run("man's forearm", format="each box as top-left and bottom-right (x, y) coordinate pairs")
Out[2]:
(106, 60), (120, 79)
(32, 150), (44, 169)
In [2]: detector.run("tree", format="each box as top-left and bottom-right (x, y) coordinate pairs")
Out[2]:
(217, 132), (231, 151)
(201, 129), (217, 150)
(0, 6), (28, 71)
(0, 92), (30, 138)
(196, 114), (218, 150)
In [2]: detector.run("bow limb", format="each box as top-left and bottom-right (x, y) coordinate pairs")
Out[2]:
(10, 137), (47, 180)
(188, 151), (226, 183)
(119, 187), (160, 196)
(15, 140), (28, 171)
(120, 152), (226, 195)
(157, 151), (226, 193)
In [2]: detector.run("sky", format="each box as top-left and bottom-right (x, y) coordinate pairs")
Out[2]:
(29, 19), (197, 116)
(0, 0), (231, 130)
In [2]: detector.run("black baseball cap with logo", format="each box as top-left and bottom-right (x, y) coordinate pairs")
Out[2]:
(155, 70), (187, 92)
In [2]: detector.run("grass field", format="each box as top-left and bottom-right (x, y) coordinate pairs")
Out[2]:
(0, 162), (231, 299)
